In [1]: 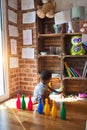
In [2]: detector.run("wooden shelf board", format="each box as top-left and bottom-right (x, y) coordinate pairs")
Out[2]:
(63, 32), (83, 37)
(38, 33), (62, 37)
(38, 54), (61, 58)
(63, 77), (87, 80)
(63, 55), (87, 58)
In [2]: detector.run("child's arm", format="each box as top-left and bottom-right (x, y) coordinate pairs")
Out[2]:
(48, 86), (63, 94)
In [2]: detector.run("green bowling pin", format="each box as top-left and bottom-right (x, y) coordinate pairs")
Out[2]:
(22, 94), (26, 110)
(60, 102), (66, 120)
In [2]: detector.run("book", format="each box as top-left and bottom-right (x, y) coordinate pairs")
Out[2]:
(64, 62), (72, 77)
(64, 62), (81, 77)
(68, 68), (75, 77)
(82, 61), (87, 78)
(69, 67), (78, 77)
(72, 67), (81, 77)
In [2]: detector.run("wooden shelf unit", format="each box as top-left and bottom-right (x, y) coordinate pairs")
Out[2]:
(37, 17), (63, 74)
(63, 32), (87, 95)
(37, 15), (87, 96)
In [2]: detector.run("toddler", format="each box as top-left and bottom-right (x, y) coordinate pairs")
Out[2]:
(32, 70), (62, 104)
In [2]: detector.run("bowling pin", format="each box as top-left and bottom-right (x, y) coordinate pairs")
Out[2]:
(51, 100), (57, 118)
(16, 93), (21, 109)
(38, 98), (43, 114)
(21, 94), (26, 110)
(44, 98), (50, 116)
(28, 95), (33, 111)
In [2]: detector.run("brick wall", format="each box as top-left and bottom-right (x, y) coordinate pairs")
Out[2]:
(18, 0), (38, 95)
(7, 0), (20, 96)
(7, 0), (38, 97)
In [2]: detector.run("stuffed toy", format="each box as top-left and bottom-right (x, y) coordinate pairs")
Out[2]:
(37, 0), (56, 19)
(70, 35), (86, 55)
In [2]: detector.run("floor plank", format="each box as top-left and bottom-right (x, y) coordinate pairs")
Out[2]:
(0, 98), (87, 130)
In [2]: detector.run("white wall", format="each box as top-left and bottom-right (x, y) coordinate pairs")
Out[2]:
(54, 0), (87, 18)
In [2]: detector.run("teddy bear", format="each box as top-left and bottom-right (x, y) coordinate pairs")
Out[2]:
(37, 0), (56, 19)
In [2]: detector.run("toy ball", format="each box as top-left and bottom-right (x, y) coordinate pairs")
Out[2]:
(80, 28), (85, 32)
(70, 35), (86, 55)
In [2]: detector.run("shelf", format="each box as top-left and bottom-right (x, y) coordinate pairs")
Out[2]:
(63, 32), (83, 37)
(62, 55), (87, 58)
(38, 33), (62, 38)
(38, 54), (61, 58)
(63, 77), (87, 80)
(37, 16), (87, 95)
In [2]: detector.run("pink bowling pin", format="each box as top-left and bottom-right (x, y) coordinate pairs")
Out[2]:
(28, 95), (33, 111)
(16, 93), (21, 109)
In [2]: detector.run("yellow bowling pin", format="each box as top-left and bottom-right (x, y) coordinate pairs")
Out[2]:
(51, 100), (57, 118)
(44, 98), (50, 116)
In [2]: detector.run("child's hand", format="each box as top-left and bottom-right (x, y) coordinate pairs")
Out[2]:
(55, 86), (64, 93)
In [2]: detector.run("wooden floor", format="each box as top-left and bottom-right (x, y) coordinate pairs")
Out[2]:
(0, 98), (87, 130)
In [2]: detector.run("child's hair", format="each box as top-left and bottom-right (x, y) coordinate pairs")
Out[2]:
(40, 70), (52, 82)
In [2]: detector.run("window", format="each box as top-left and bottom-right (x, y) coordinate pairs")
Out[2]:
(0, 0), (9, 101)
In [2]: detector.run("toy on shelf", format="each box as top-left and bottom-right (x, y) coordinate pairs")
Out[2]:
(78, 93), (87, 98)
(37, 0), (56, 19)
(67, 21), (74, 33)
(28, 95), (33, 111)
(70, 35), (86, 55)
(53, 24), (62, 33)
(80, 21), (87, 33)
(16, 93), (21, 109)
